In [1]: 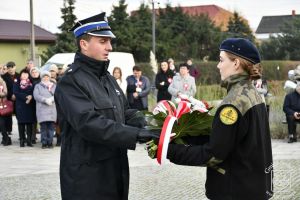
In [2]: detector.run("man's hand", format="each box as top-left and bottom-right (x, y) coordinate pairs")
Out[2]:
(137, 129), (160, 143)
(294, 112), (300, 119)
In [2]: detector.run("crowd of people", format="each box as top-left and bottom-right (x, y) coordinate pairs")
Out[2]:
(0, 54), (200, 149)
(0, 60), (66, 148)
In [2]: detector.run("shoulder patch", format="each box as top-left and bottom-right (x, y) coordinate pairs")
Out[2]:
(219, 106), (238, 125)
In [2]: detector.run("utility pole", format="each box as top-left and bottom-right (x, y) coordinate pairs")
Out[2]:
(30, 0), (35, 62)
(151, 0), (156, 57)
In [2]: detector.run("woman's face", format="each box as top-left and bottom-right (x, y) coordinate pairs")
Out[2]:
(160, 62), (168, 72)
(31, 69), (40, 78)
(42, 75), (50, 82)
(113, 69), (121, 79)
(217, 51), (237, 80)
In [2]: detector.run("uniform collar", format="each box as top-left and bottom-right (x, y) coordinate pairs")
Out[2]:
(74, 51), (110, 77)
(221, 72), (249, 92)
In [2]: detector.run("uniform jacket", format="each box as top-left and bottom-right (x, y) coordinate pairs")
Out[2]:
(126, 75), (150, 109)
(13, 79), (35, 123)
(168, 74), (196, 100)
(167, 73), (273, 200)
(33, 82), (57, 123)
(55, 52), (141, 200)
(283, 90), (300, 116)
(155, 70), (173, 102)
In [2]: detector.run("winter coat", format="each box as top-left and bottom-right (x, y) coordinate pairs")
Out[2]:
(55, 52), (142, 200)
(155, 70), (173, 102)
(13, 79), (35, 123)
(283, 90), (300, 116)
(126, 75), (150, 109)
(167, 73), (273, 200)
(168, 74), (196, 100)
(1, 72), (19, 100)
(33, 82), (57, 123)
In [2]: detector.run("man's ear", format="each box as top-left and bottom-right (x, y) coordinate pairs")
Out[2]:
(80, 39), (88, 51)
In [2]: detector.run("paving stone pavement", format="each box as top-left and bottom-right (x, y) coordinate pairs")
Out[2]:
(0, 118), (300, 199)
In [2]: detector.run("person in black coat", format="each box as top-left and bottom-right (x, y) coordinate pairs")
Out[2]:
(155, 61), (174, 102)
(283, 84), (300, 143)
(13, 70), (35, 147)
(165, 38), (273, 200)
(1, 61), (20, 135)
(54, 12), (160, 200)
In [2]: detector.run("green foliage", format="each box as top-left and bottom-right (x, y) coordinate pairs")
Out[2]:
(138, 62), (155, 83)
(41, 0), (77, 64)
(260, 60), (300, 80)
(226, 12), (255, 42)
(108, 1), (226, 62)
(259, 36), (286, 60)
(129, 3), (152, 61)
(259, 17), (300, 60)
(278, 17), (300, 60)
(109, 0), (132, 52)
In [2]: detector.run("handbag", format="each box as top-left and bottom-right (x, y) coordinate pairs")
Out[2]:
(0, 98), (13, 116)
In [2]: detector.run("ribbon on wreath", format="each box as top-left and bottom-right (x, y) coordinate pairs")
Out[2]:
(156, 100), (191, 165)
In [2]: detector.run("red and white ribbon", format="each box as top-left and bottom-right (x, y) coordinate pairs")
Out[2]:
(156, 101), (191, 165)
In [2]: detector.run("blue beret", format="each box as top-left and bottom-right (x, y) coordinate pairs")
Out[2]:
(69, 12), (115, 38)
(220, 38), (260, 64)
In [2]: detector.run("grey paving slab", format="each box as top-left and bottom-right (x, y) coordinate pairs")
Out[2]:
(0, 117), (300, 199)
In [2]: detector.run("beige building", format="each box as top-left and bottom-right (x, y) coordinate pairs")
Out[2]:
(0, 19), (56, 71)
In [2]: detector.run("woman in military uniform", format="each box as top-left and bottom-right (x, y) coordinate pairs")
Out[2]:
(166, 38), (273, 200)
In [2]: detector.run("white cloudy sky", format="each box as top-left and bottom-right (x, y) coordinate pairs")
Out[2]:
(1, 0), (299, 33)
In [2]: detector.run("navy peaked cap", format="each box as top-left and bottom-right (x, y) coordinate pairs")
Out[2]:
(69, 12), (115, 38)
(220, 38), (261, 64)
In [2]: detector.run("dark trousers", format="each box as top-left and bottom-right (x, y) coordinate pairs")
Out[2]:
(4, 115), (12, 132)
(130, 99), (147, 111)
(40, 121), (55, 145)
(286, 115), (300, 138)
(18, 123), (33, 145)
(0, 117), (11, 145)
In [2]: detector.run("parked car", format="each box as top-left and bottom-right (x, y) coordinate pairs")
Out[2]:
(40, 52), (135, 81)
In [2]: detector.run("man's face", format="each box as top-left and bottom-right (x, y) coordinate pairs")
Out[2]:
(7, 66), (16, 75)
(50, 70), (57, 78)
(27, 61), (34, 70)
(81, 36), (112, 61)
(133, 70), (142, 79)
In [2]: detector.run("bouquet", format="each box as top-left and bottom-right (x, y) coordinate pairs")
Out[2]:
(145, 95), (214, 164)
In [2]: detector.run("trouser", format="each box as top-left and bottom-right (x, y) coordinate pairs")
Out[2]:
(0, 117), (11, 145)
(4, 115), (12, 133)
(18, 123), (33, 146)
(40, 121), (55, 145)
(286, 115), (300, 138)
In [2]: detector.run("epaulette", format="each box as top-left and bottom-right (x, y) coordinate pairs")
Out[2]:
(66, 63), (80, 74)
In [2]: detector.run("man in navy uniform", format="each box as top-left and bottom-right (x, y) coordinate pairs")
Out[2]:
(55, 12), (159, 200)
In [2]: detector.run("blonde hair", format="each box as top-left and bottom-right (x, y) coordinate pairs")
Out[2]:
(225, 52), (262, 80)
